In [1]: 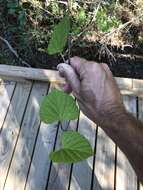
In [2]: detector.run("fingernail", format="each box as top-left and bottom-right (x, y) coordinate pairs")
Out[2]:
(57, 66), (65, 76)
(57, 65), (63, 71)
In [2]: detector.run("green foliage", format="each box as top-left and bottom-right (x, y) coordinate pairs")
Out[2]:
(50, 1), (60, 15)
(96, 8), (121, 32)
(50, 131), (93, 163)
(1, 0), (142, 66)
(47, 15), (70, 55)
(40, 89), (94, 163)
(72, 9), (90, 36)
(40, 89), (79, 124)
(7, 2), (26, 28)
(76, 9), (86, 23)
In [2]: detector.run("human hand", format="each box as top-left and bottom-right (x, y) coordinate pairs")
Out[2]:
(57, 57), (125, 128)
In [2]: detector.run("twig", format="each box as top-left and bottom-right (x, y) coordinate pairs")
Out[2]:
(75, 1), (101, 40)
(67, 35), (71, 65)
(127, 0), (136, 7)
(0, 36), (31, 67)
(102, 14), (143, 42)
(60, 53), (66, 63)
(57, 1), (68, 6)
(66, 0), (101, 52)
(103, 44), (116, 63)
(60, 121), (70, 131)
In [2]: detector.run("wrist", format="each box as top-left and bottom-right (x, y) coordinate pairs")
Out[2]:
(100, 109), (138, 146)
(97, 105), (128, 136)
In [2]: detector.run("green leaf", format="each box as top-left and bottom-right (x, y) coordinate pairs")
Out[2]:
(47, 15), (70, 55)
(50, 131), (93, 163)
(96, 8), (120, 32)
(40, 89), (79, 124)
(77, 9), (86, 23)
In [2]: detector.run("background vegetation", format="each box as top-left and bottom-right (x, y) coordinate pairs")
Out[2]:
(0, 0), (143, 68)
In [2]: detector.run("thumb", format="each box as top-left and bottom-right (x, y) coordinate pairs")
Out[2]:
(57, 63), (80, 95)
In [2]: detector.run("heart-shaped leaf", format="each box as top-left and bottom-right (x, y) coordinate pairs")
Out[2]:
(48, 15), (70, 55)
(50, 131), (93, 163)
(40, 89), (79, 124)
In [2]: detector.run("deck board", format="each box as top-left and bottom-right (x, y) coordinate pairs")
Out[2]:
(47, 97), (79, 190)
(24, 84), (61, 190)
(92, 128), (116, 190)
(116, 96), (137, 190)
(25, 120), (59, 190)
(69, 112), (96, 190)
(0, 81), (32, 190)
(47, 120), (78, 190)
(138, 97), (143, 190)
(3, 82), (49, 190)
(0, 76), (142, 190)
(0, 81), (16, 132)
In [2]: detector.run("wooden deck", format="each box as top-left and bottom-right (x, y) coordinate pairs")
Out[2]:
(0, 65), (143, 190)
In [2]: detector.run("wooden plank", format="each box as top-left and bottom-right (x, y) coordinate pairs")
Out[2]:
(0, 81), (32, 190)
(1, 65), (143, 96)
(116, 77), (133, 90)
(92, 128), (116, 190)
(119, 89), (143, 98)
(4, 82), (49, 190)
(47, 114), (78, 190)
(25, 122), (58, 190)
(138, 97), (143, 190)
(0, 65), (65, 84)
(69, 112), (97, 190)
(138, 97), (143, 121)
(0, 80), (16, 131)
(116, 95), (137, 190)
(46, 122), (77, 190)
(25, 84), (61, 190)
(46, 86), (78, 190)
(133, 79), (143, 89)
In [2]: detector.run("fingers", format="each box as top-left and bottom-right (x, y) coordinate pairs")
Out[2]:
(70, 56), (87, 74)
(57, 63), (80, 95)
(102, 63), (113, 77)
(62, 83), (72, 94)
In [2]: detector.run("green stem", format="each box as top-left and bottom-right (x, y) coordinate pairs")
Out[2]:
(60, 121), (70, 131)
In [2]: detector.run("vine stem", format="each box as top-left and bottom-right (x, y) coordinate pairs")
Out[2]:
(60, 121), (70, 131)
(59, 9), (72, 132)
(60, 53), (66, 63)
(67, 35), (71, 65)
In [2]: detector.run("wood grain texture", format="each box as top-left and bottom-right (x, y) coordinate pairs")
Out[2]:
(133, 79), (143, 89)
(0, 81), (32, 190)
(4, 82), (49, 190)
(0, 70), (142, 190)
(138, 97), (143, 121)
(1, 65), (143, 97)
(138, 97), (143, 190)
(25, 84), (61, 190)
(47, 116), (78, 190)
(116, 77), (133, 90)
(69, 112), (97, 190)
(116, 96), (137, 190)
(92, 128), (115, 190)
(0, 65), (65, 84)
(25, 122), (58, 190)
(0, 81), (16, 131)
